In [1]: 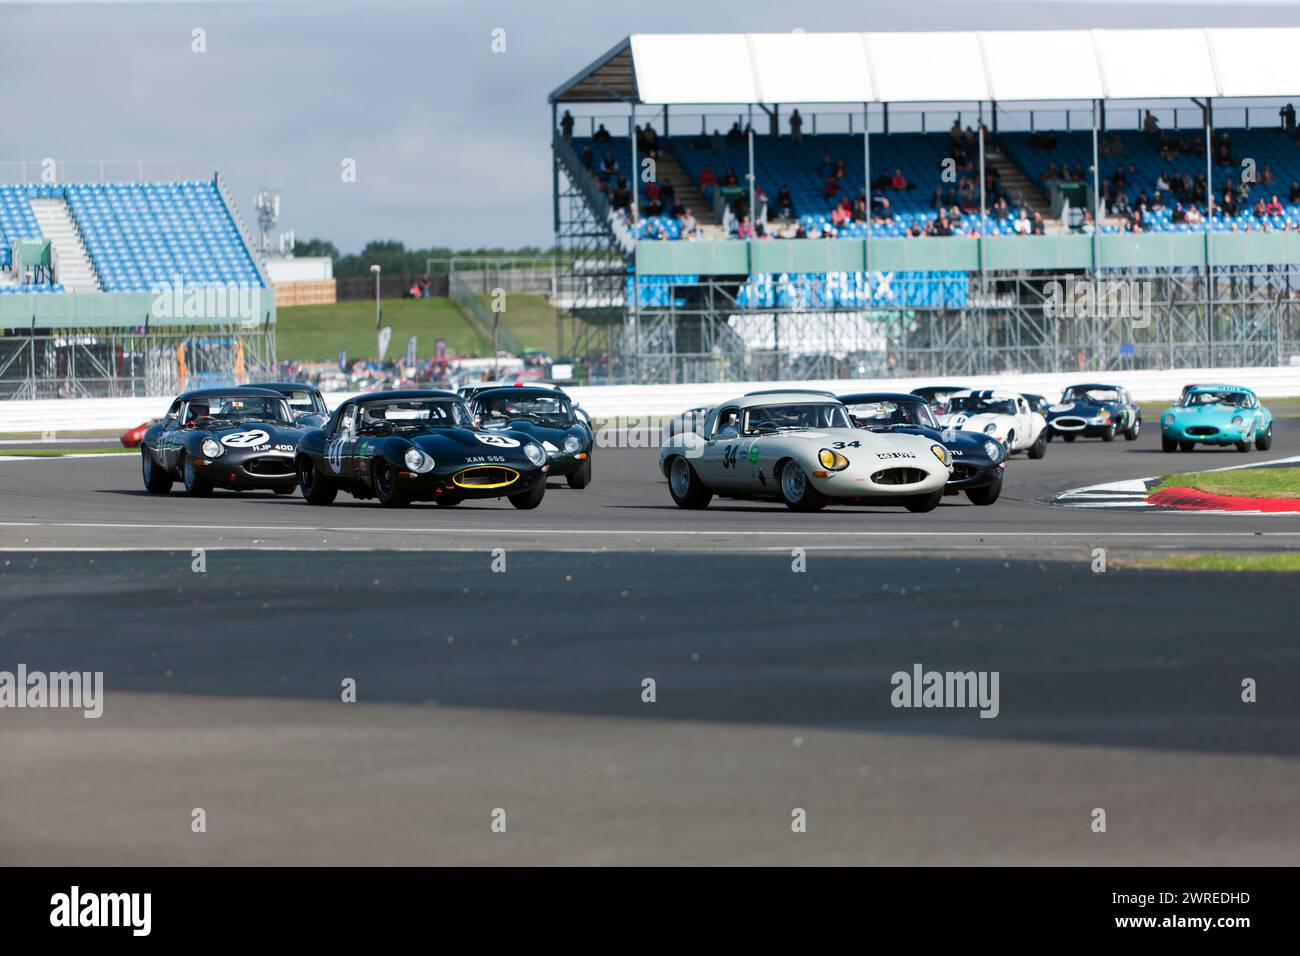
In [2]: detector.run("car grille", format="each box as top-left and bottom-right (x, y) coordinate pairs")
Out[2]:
(244, 456), (295, 477)
(453, 466), (520, 489)
(1053, 417), (1087, 429)
(871, 467), (928, 485)
(1187, 426), (1219, 437)
(950, 463), (979, 480)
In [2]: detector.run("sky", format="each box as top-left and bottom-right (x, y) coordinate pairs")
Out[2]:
(6, 0), (1300, 252)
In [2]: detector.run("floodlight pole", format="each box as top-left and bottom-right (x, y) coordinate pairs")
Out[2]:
(978, 116), (987, 300)
(863, 102), (871, 278)
(1091, 100), (1101, 274)
(629, 104), (640, 384)
(1204, 97), (1215, 367)
(747, 103), (756, 251)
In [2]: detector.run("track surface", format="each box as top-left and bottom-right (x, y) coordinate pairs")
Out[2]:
(1, 417), (1298, 864)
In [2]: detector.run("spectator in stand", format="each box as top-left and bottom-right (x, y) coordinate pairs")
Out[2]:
(831, 199), (851, 228)
(833, 158), (847, 180)
(949, 118), (963, 142)
(852, 192), (868, 223)
(1281, 103), (1297, 131)
(1013, 209), (1031, 235)
(821, 153), (835, 179)
(1266, 195), (1285, 216)
(710, 129), (725, 149)
(1184, 204), (1203, 226)
(581, 145), (594, 170)
(593, 123), (612, 143)
(1080, 210), (1096, 235)
(1290, 181), (1300, 204)
(824, 177), (841, 200)
(680, 208), (698, 234)
(611, 177), (631, 210)
(1156, 170), (1170, 193)
(722, 167), (739, 187)
(644, 180), (663, 217)
(871, 187), (890, 217)
(602, 151), (618, 175)
(1222, 188), (1239, 217)
(736, 215), (753, 239)
(1142, 110), (1159, 139)
(789, 109), (803, 140)
(1252, 197), (1268, 218)
(642, 124), (659, 158)
(560, 110), (575, 141)
(1031, 212), (1046, 235)
(726, 121), (745, 144)
(890, 168), (908, 190)
(699, 164), (718, 196)
(1152, 191), (1167, 212)
(775, 186), (796, 223)
(1172, 202), (1186, 224)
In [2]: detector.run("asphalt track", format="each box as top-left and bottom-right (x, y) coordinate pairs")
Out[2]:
(1, 417), (1298, 864)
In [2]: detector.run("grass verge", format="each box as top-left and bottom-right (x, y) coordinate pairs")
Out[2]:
(1135, 552), (1300, 572)
(1150, 466), (1300, 499)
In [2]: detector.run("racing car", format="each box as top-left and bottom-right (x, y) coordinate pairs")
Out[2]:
(839, 392), (1007, 505)
(1160, 385), (1274, 453)
(296, 390), (550, 508)
(470, 386), (593, 488)
(911, 385), (970, 417)
(256, 382), (331, 428)
(937, 388), (1049, 459)
(140, 386), (308, 496)
(659, 390), (952, 512)
(1044, 383), (1141, 442)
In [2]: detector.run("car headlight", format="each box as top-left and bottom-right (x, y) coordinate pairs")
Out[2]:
(1163, 414), (1174, 426)
(1231, 415), (1243, 426)
(930, 444), (951, 467)
(201, 438), (223, 458)
(817, 448), (849, 471)
(982, 441), (1000, 461)
(563, 434), (582, 454)
(1097, 409), (1111, 421)
(983, 423), (998, 435)
(524, 442), (546, 466)
(404, 448), (435, 473)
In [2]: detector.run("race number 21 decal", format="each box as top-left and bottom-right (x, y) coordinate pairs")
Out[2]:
(476, 434), (521, 448)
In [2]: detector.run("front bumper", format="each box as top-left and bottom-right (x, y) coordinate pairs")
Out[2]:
(1048, 416), (1114, 436)
(543, 451), (590, 477)
(943, 458), (1004, 492)
(1162, 423), (1248, 445)
(395, 463), (548, 500)
(195, 453), (298, 489)
(809, 461), (949, 499)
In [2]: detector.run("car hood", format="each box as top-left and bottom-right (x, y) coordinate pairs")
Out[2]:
(1167, 404), (1242, 423)
(485, 419), (587, 446)
(405, 427), (539, 457)
(1046, 401), (1114, 418)
(861, 424), (996, 460)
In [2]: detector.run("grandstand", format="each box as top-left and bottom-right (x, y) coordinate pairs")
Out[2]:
(0, 173), (273, 398)
(550, 29), (1300, 383)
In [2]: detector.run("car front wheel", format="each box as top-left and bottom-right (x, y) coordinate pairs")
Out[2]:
(1125, 419), (1141, 440)
(181, 452), (213, 497)
(779, 460), (828, 512)
(668, 456), (713, 509)
(965, 475), (1002, 506)
(566, 458), (592, 489)
(1027, 431), (1047, 459)
(904, 488), (944, 513)
(298, 456), (337, 505)
(1256, 423), (1273, 451)
(1161, 435), (1178, 453)
(509, 482), (546, 509)
(142, 447), (173, 494)
(373, 460), (410, 507)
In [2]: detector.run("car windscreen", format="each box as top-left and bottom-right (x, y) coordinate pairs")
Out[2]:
(1066, 388), (1119, 403)
(743, 402), (850, 434)
(357, 399), (472, 433)
(947, 396), (1017, 416)
(279, 389), (326, 414)
(845, 399), (937, 430)
(186, 395), (291, 425)
(477, 393), (573, 423)
(1188, 391), (1246, 407)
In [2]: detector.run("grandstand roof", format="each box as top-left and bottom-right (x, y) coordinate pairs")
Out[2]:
(550, 28), (1300, 106)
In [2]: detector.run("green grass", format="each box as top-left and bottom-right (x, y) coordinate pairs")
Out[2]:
(1151, 466), (1300, 499)
(1136, 552), (1300, 572)
(277, 298), (489, 362)
(471, 292), (603, 355)
(0, 447), (130, 455)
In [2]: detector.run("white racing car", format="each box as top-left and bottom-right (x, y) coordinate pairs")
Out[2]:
(658, 390), (953, 512)
(938, 389), (1049, 459)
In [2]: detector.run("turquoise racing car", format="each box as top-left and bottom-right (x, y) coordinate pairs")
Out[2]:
(1160, 385), (1274, 453)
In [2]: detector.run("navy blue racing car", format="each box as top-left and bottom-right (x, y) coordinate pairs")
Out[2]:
(295, 390), (550, 509)
(839, 392), (1008, 505)
(141, 386), (307, 496)
(1045, 383), (1141, 442)
(469, 386), (593, 489)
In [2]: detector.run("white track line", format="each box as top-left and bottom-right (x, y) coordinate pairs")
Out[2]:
(3, 520), (1300, 539)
